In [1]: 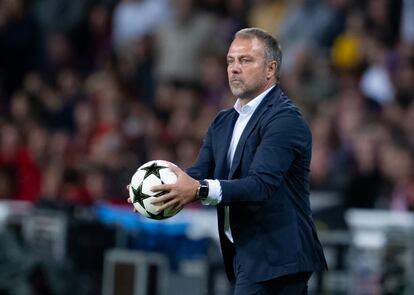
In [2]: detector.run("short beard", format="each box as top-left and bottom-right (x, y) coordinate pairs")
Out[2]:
(229, 79), (266, 100)
(231, 87), (256, 100)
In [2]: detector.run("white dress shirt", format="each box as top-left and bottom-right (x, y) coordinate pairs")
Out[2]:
(201, 86), (274, 242)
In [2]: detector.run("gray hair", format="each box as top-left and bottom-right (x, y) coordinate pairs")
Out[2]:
(234, 28), (282, 81)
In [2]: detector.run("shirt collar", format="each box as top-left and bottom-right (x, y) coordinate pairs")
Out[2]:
(233, 86), (275, 115)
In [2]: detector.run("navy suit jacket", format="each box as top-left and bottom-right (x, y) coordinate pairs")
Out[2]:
(187, 85), (327, 282)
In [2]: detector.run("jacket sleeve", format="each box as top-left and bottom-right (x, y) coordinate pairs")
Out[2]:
(219, 114), (311, 204)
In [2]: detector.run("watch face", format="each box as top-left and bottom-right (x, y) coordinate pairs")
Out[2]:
(200, 186), (208, 198)
(198, 180), (209, 200)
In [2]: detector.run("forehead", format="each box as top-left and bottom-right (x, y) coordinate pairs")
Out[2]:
(227, 37), (265, 58)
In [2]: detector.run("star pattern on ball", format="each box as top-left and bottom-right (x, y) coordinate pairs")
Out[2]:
(131, 179), (168, 219)
(141, 162), (166, 179)
(147, 210), (165, 220)
(131, 184), (149, 209)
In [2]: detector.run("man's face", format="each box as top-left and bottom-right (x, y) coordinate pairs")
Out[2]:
(227, 37), (274, 101)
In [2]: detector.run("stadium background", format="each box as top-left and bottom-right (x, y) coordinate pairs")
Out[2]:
(0, 0), (413, 294)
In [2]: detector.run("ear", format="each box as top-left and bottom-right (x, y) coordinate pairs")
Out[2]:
(266, 61), (277, 80)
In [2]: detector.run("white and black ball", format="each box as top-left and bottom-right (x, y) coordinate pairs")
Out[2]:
(129, 160), (180, 220)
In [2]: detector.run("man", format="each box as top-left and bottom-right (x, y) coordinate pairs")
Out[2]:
(130, 28), (327, 294)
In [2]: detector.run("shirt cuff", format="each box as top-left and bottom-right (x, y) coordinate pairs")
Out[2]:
(201, 179), (222, 205)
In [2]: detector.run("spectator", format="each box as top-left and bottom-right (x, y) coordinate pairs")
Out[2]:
(248, 0), (288, 36)
(0, 0), (43, 97)
(155, 0), (222, 82)
(379, 140), (414, 211)
(343, 124), (385, 208)
(112, 0), (170, 52)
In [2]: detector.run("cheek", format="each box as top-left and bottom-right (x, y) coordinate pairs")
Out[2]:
(249, 64), (264, 74)
(245, 67), (263, 81)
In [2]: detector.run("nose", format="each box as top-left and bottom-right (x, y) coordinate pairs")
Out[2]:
(229, 61), (241, 74)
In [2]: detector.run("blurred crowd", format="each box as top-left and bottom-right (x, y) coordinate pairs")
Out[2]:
(0, 0), (413, 212)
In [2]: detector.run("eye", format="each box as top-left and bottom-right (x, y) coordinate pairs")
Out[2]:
(227, 59), (233, 65)
(240, 58), (251, 63)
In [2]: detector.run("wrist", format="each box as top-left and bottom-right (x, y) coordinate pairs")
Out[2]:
(196, 179), (209, 201)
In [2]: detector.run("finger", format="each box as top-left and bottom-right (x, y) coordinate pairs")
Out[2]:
(129, 201), (137, 212)
(156, 199), (180, 212)
(171, 202), (183, 213)
(151, 192), (174, 204)
(126, 184), (130, 191)
(129, 198), (138, 213)
(167, 161), (177, 167)
(168, 163), (181, 175)
(151, 183), (173, 192)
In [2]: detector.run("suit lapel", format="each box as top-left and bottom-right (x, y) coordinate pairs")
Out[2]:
(228, 86), (280, 179)
(215, 109), (239, 179)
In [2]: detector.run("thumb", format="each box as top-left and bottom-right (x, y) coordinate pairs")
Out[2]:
(168, 163), (181, 175)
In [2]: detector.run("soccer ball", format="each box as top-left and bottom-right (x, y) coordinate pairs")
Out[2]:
(129, 160), (180, 220)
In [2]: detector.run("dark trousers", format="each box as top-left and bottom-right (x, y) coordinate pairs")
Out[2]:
(231, 255), (312, 295)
